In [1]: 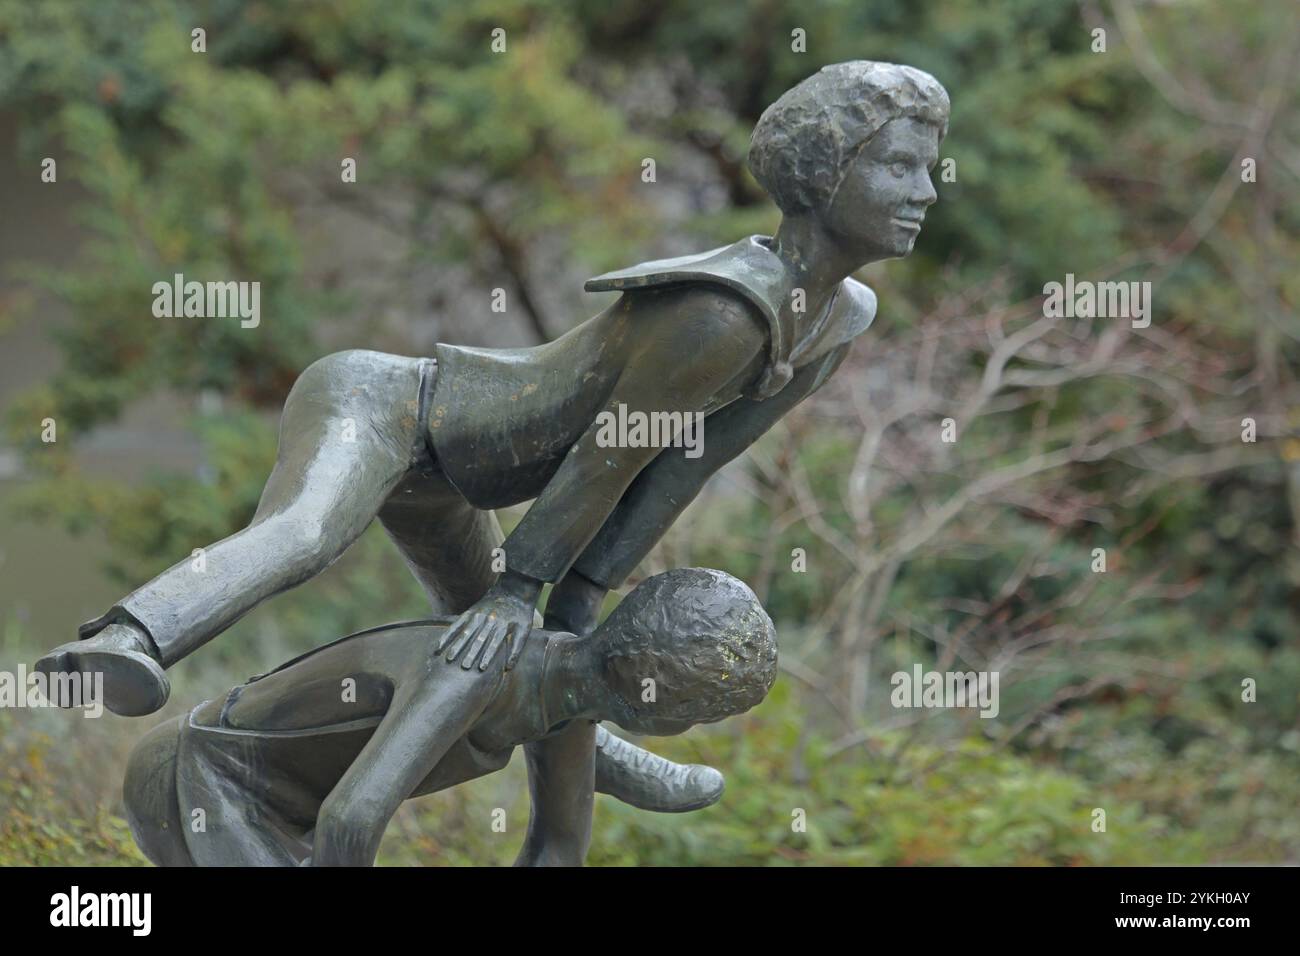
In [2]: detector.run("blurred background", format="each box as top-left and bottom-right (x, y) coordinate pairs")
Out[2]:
(1, 0), (1297, 865)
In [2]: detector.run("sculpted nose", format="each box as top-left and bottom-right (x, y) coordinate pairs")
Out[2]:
(913, 171), (937, 208)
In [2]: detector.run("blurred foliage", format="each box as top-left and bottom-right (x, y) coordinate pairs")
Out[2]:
(0, 721), (145, 866)
(1, 0), (1297, 865)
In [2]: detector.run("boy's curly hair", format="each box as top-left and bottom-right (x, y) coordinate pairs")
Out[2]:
(600, 568), (778, 725)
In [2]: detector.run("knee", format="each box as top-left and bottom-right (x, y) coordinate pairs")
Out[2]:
(293, 349), (376, 394)
(123, 716), (191, 866)
(313, 795), (385, 867)
(279, 349), (423, 463)
(279, 350), (382, 428)
(289, 349), (416, 414)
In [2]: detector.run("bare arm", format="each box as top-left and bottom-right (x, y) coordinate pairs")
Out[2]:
(502, 291), (768, 584)
(440, 290), (768, 670)
(312, 658), (501, 866)
(570, 341), (850, 591)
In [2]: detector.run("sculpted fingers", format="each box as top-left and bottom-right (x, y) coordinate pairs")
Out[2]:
(430, 620), (462, 667)
(480, 623), (515, 672)
(444, 615), (489, 663)
(434, 619), (463, 655)
(505, 622), (530, 671)
(461, 620), (496, 671)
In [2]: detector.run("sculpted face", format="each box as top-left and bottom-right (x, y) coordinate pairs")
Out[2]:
(598, 679), (698, 737)
(823, 117), (940, 263)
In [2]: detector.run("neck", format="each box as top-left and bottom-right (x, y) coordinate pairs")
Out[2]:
(539, 633), (601, 729)
(771, 214), (861, 301)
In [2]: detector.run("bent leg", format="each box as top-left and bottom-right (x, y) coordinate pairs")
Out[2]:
(515, 720), (595, 866)
(81, 350), (430, 666)
(593, 725), (724, 812)
(123, 716), (194, 866)
(377, 465), (505, 616)
(125, 711), (313, 867)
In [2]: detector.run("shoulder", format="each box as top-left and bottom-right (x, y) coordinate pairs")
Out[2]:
(616, 282), (768, 345)
(588, 236), (783, 345)
(586, 236), (784, 318)
(584, 239), (766, 292)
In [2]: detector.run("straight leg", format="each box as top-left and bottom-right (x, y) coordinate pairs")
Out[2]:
(79, 350), (429, 666)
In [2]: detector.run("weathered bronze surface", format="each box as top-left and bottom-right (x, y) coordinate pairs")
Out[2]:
(122, 568), (775, 866)
(38, 60), (951, 865)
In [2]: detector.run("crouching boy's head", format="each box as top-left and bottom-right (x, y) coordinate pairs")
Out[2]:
(591, 568), (778, 736)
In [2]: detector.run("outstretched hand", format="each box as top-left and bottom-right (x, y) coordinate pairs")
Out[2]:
(435, 571), (543, 671)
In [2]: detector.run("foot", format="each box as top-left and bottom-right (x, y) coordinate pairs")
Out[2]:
(35, 622), (170, 717)
(593, 724), (724, 813)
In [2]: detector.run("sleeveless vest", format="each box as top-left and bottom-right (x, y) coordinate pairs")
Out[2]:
(585, 235), (877, 399)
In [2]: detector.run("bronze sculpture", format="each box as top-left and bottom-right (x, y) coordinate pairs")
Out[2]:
(123, 568), (775, 866)
(37, 60), (951, 863)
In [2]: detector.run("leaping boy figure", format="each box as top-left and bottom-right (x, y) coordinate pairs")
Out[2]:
(40, 61), (949, 820)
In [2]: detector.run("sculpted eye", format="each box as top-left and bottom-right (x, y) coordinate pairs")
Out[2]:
(889, 162), (908, 179)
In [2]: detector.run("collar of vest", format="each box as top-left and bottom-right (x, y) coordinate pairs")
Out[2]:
(585, 235), (876, 399)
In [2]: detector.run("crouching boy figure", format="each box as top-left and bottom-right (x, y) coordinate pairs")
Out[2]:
(122, 569), (776, 867)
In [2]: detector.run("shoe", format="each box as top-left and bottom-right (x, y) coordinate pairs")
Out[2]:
(593, 724), (724, 813)
(35, 623), (170, 717)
